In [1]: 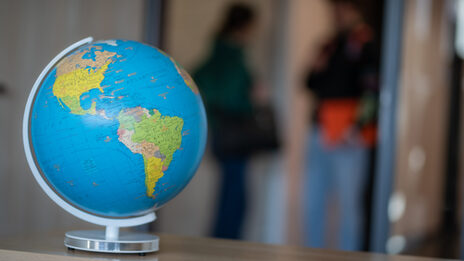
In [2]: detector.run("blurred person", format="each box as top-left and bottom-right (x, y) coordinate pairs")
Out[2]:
(303, 0), (379, 251)
(193, 3), (257, 239)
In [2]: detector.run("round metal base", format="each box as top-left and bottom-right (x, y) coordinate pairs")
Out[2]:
(64, 230), (159, 254)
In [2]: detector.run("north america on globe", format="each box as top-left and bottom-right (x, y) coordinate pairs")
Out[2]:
(30, 39), (207, 217)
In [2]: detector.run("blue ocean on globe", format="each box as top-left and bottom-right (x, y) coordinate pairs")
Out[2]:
(29, 39), (207, 217)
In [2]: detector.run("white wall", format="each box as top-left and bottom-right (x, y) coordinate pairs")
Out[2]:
(0, 0), (145, 238)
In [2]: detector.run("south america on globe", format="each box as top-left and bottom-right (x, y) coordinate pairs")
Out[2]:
(29, 39), (207, 218)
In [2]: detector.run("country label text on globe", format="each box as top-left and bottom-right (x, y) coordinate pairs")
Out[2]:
(30, 40), (207, 217)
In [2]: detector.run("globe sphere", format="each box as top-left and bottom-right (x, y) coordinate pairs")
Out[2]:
(28, 39), (207, 218)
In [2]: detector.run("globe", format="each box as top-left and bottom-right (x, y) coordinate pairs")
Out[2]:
(27, 39), (207, 218)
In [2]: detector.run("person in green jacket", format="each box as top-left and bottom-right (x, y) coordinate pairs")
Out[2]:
(193, 3), (256, 239)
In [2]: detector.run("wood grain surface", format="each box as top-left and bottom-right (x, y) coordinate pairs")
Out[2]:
(0, 232), (457, 261)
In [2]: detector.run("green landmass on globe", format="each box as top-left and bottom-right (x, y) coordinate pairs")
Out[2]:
(117, 107), (183, 197)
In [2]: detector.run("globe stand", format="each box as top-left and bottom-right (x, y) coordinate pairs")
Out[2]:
(64, 226), (159, 254)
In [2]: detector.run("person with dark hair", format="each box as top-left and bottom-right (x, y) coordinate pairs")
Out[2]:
(193, 3), (256, 239)
(303, 0), (379, 251)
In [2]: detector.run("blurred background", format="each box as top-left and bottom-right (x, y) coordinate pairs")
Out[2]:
(0, 0), (464, 259)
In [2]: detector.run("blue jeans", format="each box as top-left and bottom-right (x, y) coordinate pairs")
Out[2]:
(212, 157), (247, 239)
(304, 127), (368, 251)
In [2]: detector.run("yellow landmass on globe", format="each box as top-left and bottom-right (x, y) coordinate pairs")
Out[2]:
(53, 61), (110, 115)
(143, 155), (164, 197)
(53, 48), (116, 115)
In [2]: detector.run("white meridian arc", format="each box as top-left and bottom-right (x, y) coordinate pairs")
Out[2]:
(22, 37), (156, 227)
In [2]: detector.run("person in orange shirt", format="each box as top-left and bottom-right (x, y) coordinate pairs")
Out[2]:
(303, 0), (379, 250)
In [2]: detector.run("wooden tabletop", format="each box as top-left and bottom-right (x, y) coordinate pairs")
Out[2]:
(0, 232), (457, 261)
